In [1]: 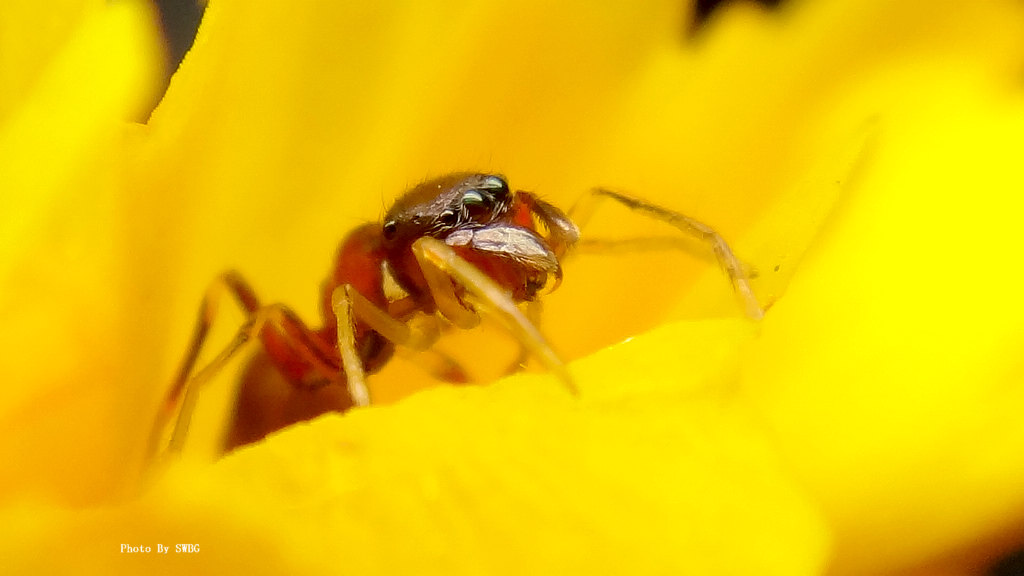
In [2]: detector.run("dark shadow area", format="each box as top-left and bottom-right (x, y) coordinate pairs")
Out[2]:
(990, 547), (1024, 576)
(154, 0), (205, 72)
(694, 0), (783, 24)
(145, 0), (205, 116)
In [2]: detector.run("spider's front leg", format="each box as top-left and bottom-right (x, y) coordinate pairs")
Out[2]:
(570, 188), (764, 320)
(329, 284), (445, 406)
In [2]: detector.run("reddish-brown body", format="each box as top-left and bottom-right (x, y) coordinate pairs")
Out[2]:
(227, 223), (393, 449)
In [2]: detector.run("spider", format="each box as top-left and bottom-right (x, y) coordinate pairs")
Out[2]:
(148, 173), (761, 458)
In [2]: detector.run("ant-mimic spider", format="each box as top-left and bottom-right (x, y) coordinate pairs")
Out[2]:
(149, 173), (761, 460)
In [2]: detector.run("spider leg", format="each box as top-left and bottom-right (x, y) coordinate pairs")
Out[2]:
(147, 271), (255, 464)
(569, 189), (763, 320)
(411, 237), (576, 394)
(149, 272), (339, 464)
(159, 305), (340, 460)
(516, 192), (580, 258)
(503, 300), (543, 375)
(330, 284), (446, 407)
(158, 272), (258, 418)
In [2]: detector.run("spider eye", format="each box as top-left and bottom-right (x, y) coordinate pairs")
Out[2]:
(382, 220), (398, 239)
(462, 189), (487, 207)
(461, 190), (494, 222)
(462, 175), (508, 217)
(479, 175), (509, 198)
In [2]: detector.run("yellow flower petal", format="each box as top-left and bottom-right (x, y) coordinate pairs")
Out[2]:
(0, 0), (98, 118)
(0, 0), (164, 503)
(732, 2), (1024, 570)
(0, 320), (828, 575)
(746, 75), (1024, 574)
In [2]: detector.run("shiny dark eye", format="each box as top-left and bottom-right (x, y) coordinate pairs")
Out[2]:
(463, 175), (507, 214)
(462, 189), (488, 208)
(478, 175), (509, 198)
(382, 220), (397, 239)
(461, 189), (492, 220)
